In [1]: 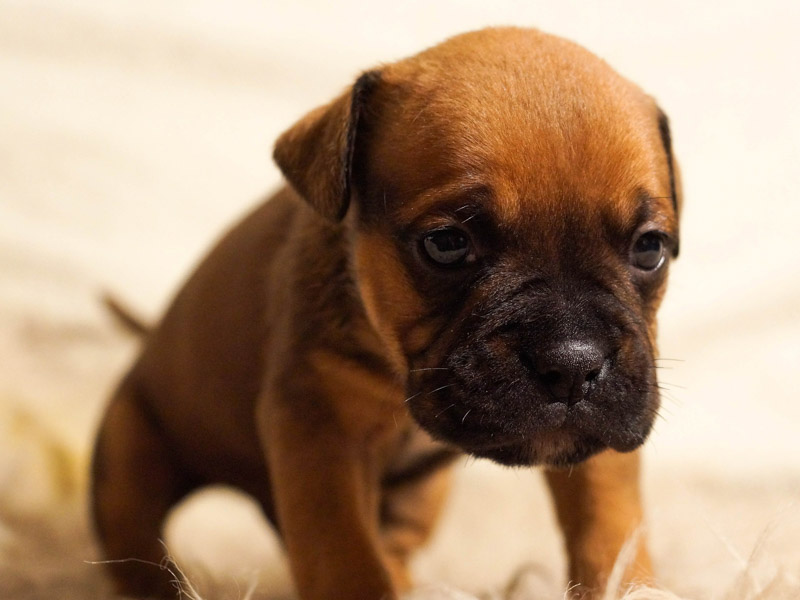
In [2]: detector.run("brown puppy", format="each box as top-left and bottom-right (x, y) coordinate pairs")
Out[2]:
(92, 27), (681, 600)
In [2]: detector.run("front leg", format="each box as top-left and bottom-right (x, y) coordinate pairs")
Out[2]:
(545, 449), (653, 597)
(258, 369), (403, 600)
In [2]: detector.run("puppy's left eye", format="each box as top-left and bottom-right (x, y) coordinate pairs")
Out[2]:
(422, 227), (474, 267)
(631, 231), (666, 271)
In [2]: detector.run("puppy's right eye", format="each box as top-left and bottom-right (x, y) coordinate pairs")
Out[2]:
(422, 228), (474, 267)
(631, 231), (666, 271)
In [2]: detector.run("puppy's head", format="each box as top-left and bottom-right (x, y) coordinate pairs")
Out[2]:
(274, 28), (682, 467)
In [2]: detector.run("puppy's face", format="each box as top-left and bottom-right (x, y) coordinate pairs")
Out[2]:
(276, 28), (681, 467)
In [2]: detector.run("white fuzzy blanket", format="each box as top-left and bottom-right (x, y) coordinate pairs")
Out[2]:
(1, 414), (798, 599)
(2, 1), (799, 598)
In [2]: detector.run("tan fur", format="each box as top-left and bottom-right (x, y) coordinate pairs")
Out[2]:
(92, 27), (680, 600)
(547, 450), (652, 595)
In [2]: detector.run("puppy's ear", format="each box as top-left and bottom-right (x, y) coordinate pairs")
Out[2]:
(273, 70), (381, 221)
(656, 107), (682, 218)
(656, 107), (682, 256)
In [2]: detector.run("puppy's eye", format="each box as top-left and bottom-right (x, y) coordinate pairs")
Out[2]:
(422, 228), (473, 267)
(631, 231), (666, 271)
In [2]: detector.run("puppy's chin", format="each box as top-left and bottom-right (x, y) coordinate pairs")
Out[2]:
(406, 382), (656, 468)
(462, 430), (607, 468)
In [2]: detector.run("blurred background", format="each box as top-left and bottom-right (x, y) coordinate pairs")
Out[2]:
(1, 1), (798, 598)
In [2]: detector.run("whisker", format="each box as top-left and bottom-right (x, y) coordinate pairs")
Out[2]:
(461, 408), (472, 425)
(408, 367), (450, 373)
(654, 357), (684, 362)
(85, 557), (164, 568)
(658, 381), (686, 391)
(655, 404), (675, 419)
(435, 403), (456, 418)
(655, 380), (679, 392)
(426, 383), (455, 396)
(656, 388), (681, 407)
(404, 391), (422, 403)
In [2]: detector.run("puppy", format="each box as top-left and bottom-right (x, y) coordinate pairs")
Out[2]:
(92, 27), (681, 600)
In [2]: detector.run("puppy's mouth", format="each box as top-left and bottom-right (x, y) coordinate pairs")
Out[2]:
(406, 354), (658, 467)
(456, 427), (607, 467)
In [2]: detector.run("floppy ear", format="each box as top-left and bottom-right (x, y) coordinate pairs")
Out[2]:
(273, 70), (381, 221)
(656, 107), (682, 256)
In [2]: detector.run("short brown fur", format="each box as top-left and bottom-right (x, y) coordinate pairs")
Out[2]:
(92, 27), (680, 599)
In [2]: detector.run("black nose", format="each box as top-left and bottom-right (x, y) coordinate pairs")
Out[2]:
(525, 340), (608, 404)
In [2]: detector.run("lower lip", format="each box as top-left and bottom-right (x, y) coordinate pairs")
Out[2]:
(464, 428), (604, 464)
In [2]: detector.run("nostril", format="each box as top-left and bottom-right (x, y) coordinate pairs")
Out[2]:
(540, 369), (563, 387)
(585, 367), (601, 383)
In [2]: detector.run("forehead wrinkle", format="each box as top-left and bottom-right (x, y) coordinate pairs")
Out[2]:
(373, 29), (671, 242)
(405, 97), (664, 230)
(393, 178), (491, 224)
(635, 192), (679, 236)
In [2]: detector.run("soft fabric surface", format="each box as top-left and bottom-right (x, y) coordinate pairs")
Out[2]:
(2, 1), (799, 598)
